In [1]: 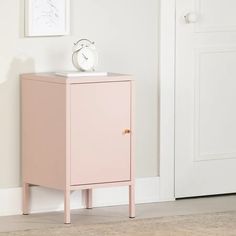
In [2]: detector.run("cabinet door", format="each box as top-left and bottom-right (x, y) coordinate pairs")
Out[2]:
(70, 82), (131, 185)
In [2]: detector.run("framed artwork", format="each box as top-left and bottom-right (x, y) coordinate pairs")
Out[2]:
(25, 0), (70, 37)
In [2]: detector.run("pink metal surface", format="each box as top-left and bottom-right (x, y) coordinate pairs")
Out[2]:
(129, 81), (135, 218)
(22, 182), (30, 215)
(21, 79), (67, 190)
(70, 82), (131, 185)
(70, 181), (132, 190)
(129, 184), (135, 218)
(21, 73), (132, 84)
(85, 189), (93, 209)
(64, 189), (71, 224)
(21, 74), (135, 223)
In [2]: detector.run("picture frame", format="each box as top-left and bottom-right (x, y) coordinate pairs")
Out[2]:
(25, 0), (70, 37)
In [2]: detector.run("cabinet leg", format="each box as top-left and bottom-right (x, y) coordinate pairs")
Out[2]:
(22, 182), (30, 215)
(64, 189), (71, 224)
(129, 184), (135, 218)
(85, 189), (93, 209)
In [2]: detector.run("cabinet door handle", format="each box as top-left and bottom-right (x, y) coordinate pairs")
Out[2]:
(123, 129), (131, 135)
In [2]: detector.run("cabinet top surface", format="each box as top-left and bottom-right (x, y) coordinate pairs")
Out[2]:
(21, 73), (133, 84)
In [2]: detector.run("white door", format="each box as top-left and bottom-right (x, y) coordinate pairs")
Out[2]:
(175, 0), (236, 198)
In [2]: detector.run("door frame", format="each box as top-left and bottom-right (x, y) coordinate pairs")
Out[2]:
(159, 0), (176, 200)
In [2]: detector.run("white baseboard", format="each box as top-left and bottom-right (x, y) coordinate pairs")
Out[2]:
(0, 177), (170, 216)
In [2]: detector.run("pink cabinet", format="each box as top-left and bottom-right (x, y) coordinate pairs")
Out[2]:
(21, 73), (135, 224)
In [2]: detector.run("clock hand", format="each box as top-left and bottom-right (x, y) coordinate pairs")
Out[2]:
(82, 53), (88, 60)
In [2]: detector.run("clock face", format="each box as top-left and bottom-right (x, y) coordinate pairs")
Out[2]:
(76, 47), (98, 71)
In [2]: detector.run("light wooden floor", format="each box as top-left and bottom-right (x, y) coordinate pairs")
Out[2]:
(1, 195), (236, 233)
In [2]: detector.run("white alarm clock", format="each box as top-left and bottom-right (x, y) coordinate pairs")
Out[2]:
(72, 39), (98, 72)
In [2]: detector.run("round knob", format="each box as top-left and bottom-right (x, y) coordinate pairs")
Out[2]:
(184, 12), (198, 24)
(123, 129), (131, 135)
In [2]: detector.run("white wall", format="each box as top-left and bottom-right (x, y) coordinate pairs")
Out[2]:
(0, 0), (159, 188)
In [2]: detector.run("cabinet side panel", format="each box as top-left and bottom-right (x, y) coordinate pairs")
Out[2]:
(130, 80), (135, 183)
(21, 79), (66, 190)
